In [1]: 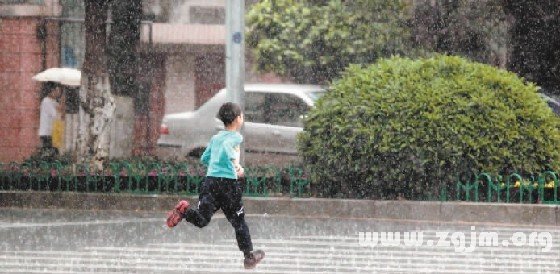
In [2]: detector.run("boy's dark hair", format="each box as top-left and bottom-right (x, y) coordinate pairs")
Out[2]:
(218, 102), (242, 126)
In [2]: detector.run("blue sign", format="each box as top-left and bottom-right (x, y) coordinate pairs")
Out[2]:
(62, 46), (77, 68)
(232, 32), (242, 44)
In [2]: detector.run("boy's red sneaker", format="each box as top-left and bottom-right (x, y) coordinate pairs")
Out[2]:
(244, 250), (265, 269)
(166, 200), (190, 228)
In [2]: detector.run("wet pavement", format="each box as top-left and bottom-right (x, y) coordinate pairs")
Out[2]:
(0, 208), (559, 273)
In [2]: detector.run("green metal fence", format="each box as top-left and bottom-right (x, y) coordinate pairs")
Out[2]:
(1, 161), (559, 204)
(454, 171), (559, 204)
(0, 161), (311, 197)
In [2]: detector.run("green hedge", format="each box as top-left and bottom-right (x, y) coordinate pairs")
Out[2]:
(0, 159), (310, 197)
(298, 55), (560, 199)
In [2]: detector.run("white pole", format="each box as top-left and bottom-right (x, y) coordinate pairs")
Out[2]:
(226, 0), (246, 164)
(226, 0), (245, 108)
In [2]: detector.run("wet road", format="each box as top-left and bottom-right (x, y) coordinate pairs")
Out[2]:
(0, 208), (559, 273)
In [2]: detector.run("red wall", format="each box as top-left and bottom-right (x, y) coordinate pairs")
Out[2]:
(0, 18), (59, 162)
(0, 18), (167, 161)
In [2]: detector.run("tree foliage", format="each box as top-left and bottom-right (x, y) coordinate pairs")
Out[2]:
(298, 55), (560, 199)
(412, 0), (508, 65)
(246, 0), (416, 84)
(247, 0), (511, 84)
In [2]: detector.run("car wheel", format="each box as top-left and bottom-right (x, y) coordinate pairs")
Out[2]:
(188, 147), (206, 158)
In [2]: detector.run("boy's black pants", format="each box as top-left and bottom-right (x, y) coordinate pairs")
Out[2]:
(184, 176), (253, 253)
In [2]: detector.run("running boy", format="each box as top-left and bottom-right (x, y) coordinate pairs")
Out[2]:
(166, 102), (265, 269)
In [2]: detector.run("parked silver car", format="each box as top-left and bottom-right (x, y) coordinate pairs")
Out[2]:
(157, 84), (325, 157)
(538, 92), (560, 116)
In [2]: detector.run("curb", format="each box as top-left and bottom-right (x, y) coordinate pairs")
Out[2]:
(0, 191), (558, 226)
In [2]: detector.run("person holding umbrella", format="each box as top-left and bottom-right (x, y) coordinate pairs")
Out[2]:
(32, 68), (79, 159)
(38, 81), (65, 158)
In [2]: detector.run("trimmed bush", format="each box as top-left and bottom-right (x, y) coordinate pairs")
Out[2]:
(298, 55), (560, 199)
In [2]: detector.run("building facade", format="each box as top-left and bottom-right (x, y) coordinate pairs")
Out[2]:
(0, 0), (61, 162)
(0, 0), (281, 162)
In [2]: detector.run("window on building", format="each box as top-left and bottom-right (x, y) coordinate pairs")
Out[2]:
(189, 6), (225, 24)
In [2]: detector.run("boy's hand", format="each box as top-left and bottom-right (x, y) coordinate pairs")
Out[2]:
(236, 166), (245, 178)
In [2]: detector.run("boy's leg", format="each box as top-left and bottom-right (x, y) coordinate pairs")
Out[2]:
(167, 177), (218, 228)
(221, 180), (253, 252)
(184, 177), (219, 228)
(221, 180), (265, 269)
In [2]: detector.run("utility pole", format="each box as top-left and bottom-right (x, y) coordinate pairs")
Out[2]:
(226, 0), (245, 107)
(226, 0), (246, 163)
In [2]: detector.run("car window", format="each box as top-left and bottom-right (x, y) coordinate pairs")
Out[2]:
(266, 93), (309, 127)
(245, 92), (267, 123)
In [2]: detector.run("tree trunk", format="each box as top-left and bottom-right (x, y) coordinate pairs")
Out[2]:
(108, 0), (142, 98)
(77, 0), (116, 170)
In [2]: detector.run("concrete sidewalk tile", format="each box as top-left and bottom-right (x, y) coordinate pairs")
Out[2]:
(531, 205), (557, 226)
(440, 202), (538, 225)
(1, 192), (559, 226)
(346, 199), (376, 218)
(289, 198), (330, 217)
(373, 200), (442, 222)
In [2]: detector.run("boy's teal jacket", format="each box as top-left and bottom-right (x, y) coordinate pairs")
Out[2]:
(200, 130), (243, 180)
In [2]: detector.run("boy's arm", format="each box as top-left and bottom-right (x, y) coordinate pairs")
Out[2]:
(232, 155), (244, 178)
(200, 141), (212, 166)
(227, 136), (244, 177)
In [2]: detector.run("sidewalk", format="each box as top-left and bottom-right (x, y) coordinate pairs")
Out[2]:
(2, 207), (558, 273)
(0, 191), (558, 226)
